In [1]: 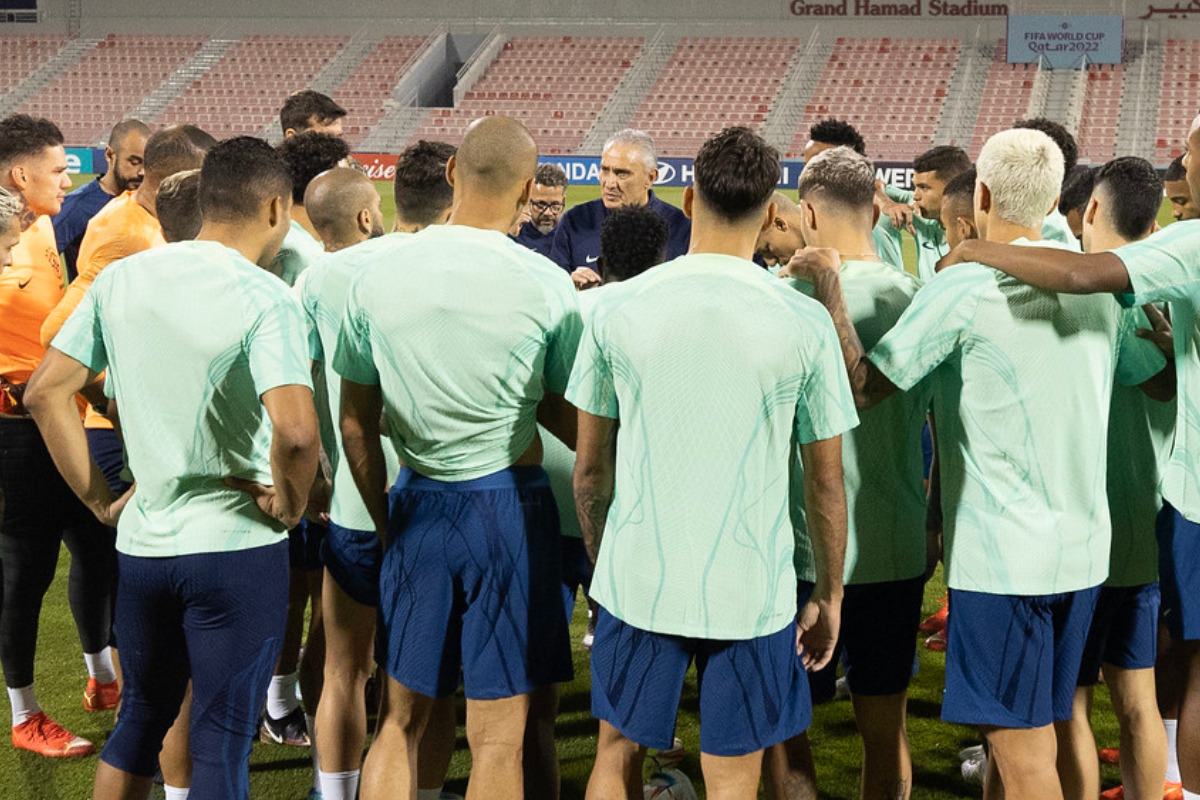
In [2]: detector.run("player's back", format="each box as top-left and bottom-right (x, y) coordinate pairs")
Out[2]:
(337, 224), (580, 482)
(81, 240), (309, 556)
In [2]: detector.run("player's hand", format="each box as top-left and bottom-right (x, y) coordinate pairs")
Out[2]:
(224, 477), (302, 529)
(779, 247), (842, 281)
(1138, 304), (1174, 357)
(879, 197), (916, 234)
(924, 526), (943, 583)
(95, 483), (135, 528)
(935, 239), (978, 273)
(305, 474), (331, 526)
(571, 267), (602, 291)
(796, 594), (841, 671)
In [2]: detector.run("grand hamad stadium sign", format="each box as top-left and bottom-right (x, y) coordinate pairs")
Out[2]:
(789, 0), (1008, 16)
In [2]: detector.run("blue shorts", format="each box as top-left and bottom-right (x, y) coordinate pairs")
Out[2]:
(1157, 501), (1200, 641)
(288, 519), (326, 571)
(321, 521), (382, 608)
(560, 536), (593, 620)
(1077, 583), (1160, 685)
(591, 584), (813, 757)
(378, 466), (573, 700)
(943, 587), (1099, 728)
(840, 576), (925, 696)
(102, 542), (288, 800)
(85, 427), (130, 494)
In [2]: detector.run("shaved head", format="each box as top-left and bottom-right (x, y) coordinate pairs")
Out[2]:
(454, 116), (538, 197)
(772, 191), (802, 219)
(306, 167), (383, 250)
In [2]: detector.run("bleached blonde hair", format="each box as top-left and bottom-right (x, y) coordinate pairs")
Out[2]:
(976, 128), (1064, 230)
(0, 187), (20, 230)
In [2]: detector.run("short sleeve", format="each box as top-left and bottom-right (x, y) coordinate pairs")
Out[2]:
(1113, 224), (1200, 307)
(564, 314), (618, 419)
(297, 275), (323, 363)
(884, 185), (914, 205)
(332, 276), (380, 387)
(51, 280), (108, 374)
(541, 275), (583, 395)
(1114, 306), (1168, 387)
(245, 291), (313, 398)
(794, 310), (859, 444)
(868, 265), (986, 390)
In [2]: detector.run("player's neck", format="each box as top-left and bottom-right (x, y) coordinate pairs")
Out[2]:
(196, 223), (272, 267)
(687, 224), (759, 261)
(98, 171), (120, 197)
(984, 217), (1041, 245)
(1085, 229), (1132, 253)
(814, 232), (879, 264)
(290, 206), (318, 239)
(448, 200), (521, 234)
(135, 182), (158, 218)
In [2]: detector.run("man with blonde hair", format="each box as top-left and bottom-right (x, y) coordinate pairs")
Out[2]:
(786, 127), (1166, 799)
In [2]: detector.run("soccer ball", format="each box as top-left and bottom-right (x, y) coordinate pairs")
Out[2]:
(643, 768), (698, 800)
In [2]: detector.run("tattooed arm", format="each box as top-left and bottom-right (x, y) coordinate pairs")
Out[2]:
(574, 410), (617, 565)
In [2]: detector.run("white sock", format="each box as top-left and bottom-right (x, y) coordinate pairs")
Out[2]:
(308, 713), (320, 790)
(7, 685), (41, 727)
(1166, 718), (1181, 783)
(1182, 791), (1199, 800)
(163, 786), (190, 800)
(319, 770), (360, 800)
(266, 672), (300, 719)
(83, 647), (117, 685)
(417, 788), (444, 800)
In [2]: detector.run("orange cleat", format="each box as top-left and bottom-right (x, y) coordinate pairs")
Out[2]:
(1164, 782), (1184, 800)
(1098, 747), (1120, 764)
(83, 678), (120, 712)
(919, 596), (949, 634)
(925, 629), (948, 652)
(1100, 786), (1124, 800)
(11, 712), (94, 757)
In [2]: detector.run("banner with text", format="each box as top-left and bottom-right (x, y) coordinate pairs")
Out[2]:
(1007, 15), (1124, 68)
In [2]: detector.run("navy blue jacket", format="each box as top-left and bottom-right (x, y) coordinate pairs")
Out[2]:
(53, 179), (114, 281)
(510, 221), (555, 259)
(548, 191), (691, 275)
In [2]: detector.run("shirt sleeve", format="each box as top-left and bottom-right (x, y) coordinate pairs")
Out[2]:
(794, 308), (859, 444)
(1113, 224), (1200, 307)
(868, 265), (986, 390)
(51, 276), (108, 374)
(332, 275), (380, 386)
(245, 290), (313, 398)
(541, 272), (583, 395)
(297, 274), (323, 363)
(884, 185), (914, 205)
(1114, 306), (1168, 388)
(564, 309), (618, 419)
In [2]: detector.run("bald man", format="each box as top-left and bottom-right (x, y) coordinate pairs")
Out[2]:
(757, 191), (905, 272)
(337, 116), (581, 800)
(305, 168), (384, 252)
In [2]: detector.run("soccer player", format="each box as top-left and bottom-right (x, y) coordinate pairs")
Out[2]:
(571, 126), (854, 800)
(1058, 167), (1098, 243)
(876, 145), (972, 281)
(336, 116), (579, 800)
(303, 145), (454, 800)
(25, 136), (318, 800)
(936, 113), (1200, 800)
(777, 145), (929, 800)
(271, 130), (351, 286)
(281, 89), (348, 139)
(549, 128), (689, 286)
(757, 191), (906, 274)
(1052, 157), (1172, 800)
(1014, 117), (1084, 251)
(802, 119), (906, 271)
(1164, 155), (1199, 223)
(790, 128), (1165, 800)
(53, 119), (149, 279)
(939, 167), (978, 251)
(0, 114), (110, 758)
(155, 168), (202, 244)
(512, 162), (568, 257)
(0, 187), (21, 267)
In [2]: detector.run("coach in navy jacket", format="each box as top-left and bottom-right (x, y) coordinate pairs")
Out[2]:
(548, 129), (690, 277)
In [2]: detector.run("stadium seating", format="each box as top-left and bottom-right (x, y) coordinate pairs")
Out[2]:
(407, 35), (643, 155)
(1156, 39), (1200, 163)
(967, 41), (1038, 157)
(790, 37), (960, 162)
(0, 35), (70, 101)
(1076, 63), (1125, 165)
(156, 35), (349, 139)
(19, 34), (206, 146)
(629, 37), (800, 158)
(331, 35), (427, 147)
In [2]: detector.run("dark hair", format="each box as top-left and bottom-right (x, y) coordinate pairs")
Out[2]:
(393, 140), (456, 226)
(913, 145), (972, 182)
(1014, 118), (1078, 184)
(155, 169), (202, 243)
(534, 162), (568, 188)
(280, 90), (346, 136)
(278, 131), (351, 204)
(1166, 154), (1188, 182)
(0, 114), (64, 172)
(1094, 157), (1162, 242)
(144, 125), (212, 181)
(808, 119), (866, 156)
(108, 119), (150, 149)
(942, 167), (976, 204)
(1058, 167), (1097, 217)
(199, 137), (292, 223)
(600, 205), (668, 282)
(693, 127), (780, 224)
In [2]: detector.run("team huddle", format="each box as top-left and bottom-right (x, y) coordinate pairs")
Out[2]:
(0, 85), (1199, 800)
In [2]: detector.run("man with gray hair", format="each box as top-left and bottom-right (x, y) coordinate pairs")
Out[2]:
(785, 127), (1167, 798)
(548, 128), (689, 286)
(512, 162), (568, 258)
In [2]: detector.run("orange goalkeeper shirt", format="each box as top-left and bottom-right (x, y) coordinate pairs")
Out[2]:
(0, 215), (66, 385)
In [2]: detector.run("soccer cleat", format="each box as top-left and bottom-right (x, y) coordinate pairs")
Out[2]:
(961, 751), (986, 786)
(958, 744), (984, 762)
(1164, 782), (1184, 800)
(306, 790), (323, 800)
(83, 678), (120, 712)
(11, 712), (94, 757)
(925, 629), (948, 652)
(647, 737), (686, 770)
(1100, 786), (1124, 800)
(259, 707), (310, 747)
(1098, 747), (1120, 764)
(919, 596), (949, 633)
(834, 676), (851, 700)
